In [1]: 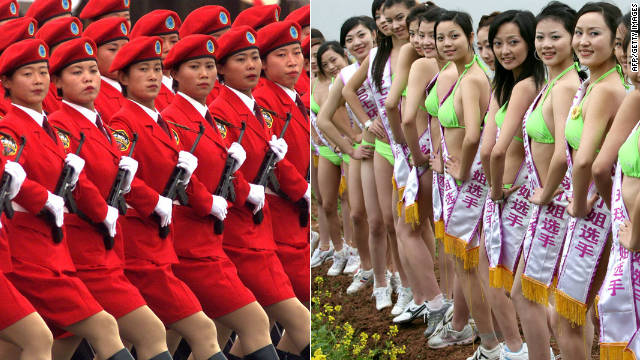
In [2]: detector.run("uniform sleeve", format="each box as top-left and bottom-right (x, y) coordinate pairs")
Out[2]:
(274, 157), (307, 202)
(73, 172), (109, 222)
(109, 115), (160, 217)
(185, 174), (213, 217)
(0, 127), (49, 213)
(231, 169), (250, 207)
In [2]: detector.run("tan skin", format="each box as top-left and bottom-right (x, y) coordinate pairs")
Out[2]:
(97, 39), (129, 81)
(508, 17), (580, 360)
(170, 58), (275, 355)
(1, 62), (130, 360)
(119, 59), (227, 360)
(476, 25), (495, 71)
(436, 20), (499, 350)
(217, 49), (311, 355)
(159, 33), (179, 77)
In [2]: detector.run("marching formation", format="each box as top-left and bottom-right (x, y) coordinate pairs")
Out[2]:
(310, 0), (640, 359)
(0, 1), (312, 360)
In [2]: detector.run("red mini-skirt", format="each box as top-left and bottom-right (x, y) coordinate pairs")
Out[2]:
(0, 271), (36, 331)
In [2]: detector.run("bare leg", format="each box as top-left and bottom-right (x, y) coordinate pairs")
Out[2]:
(317, 157), (344, 252)
(117, 306), (168, 359)
(215, 302), (272, 355)
(62, 311), (126, 359)
(348, 158), (372, 270)
(267, 299), (310, 354)
(52, 336), (82, 360)
(311, 157), (330, 250)
(169, 312), (221, 360)
(0, 313), (52, 360)
(361, 155), (387, 286)
(165, 330), (181, 356)
(341, 162), (353, 248)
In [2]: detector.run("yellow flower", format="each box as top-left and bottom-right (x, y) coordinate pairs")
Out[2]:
(388, 325), (399, 337)
(311, 348), (327, 360)
(571, 106), (581, 120)
(328, 315), (335, 323)
(372, 333), (381, 342)
(314, 276), (324, 285)
(323, 304), (333, 313)
(334, 305), (342, 312)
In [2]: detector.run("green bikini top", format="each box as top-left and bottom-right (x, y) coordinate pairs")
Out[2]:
(439, 55), (480, 129)
(425, 62), (451, 118)
(310, 80), (320, 114)
(526, 63), (580, 144)
(494, 101), (523, 142)
(565, 64), (626, 150)
(620, 123), (640, 178)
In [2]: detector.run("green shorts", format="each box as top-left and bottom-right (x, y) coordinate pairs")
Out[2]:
(318, 145), (342, 166)
(375, 139), (395, 166)
(342, 143), (361, 164)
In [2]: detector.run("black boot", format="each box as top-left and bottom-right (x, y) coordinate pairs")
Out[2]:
(227, 354), (243, 360)
(106, 348), (135, 360)
(245, 345), (279, 360)
(276, 348), (288, 360)
(299, 345), (310, 360)
(149, 351), (173, 360)
(207, 352), (227, 360)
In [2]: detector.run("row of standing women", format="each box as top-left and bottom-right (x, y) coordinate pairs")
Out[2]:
(0, 1), (312, 360)
(311, 0), (640, 359)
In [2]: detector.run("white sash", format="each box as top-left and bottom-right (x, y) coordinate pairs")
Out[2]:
(598, 124), (640, 357)
(554, 80), (612, 326)
(340, 63), (379, 129)
(520, 85), (572, 306)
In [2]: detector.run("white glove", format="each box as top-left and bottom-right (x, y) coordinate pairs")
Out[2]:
(228, 142), (246, 173)
(246, 183), (265, 214)
(45, 191), (65, 227)
(64, 153), (85, 186)
(154, 195), (173, 227)
(119, 156), (138, 193)
(210, 194), (228, 221)
(303, 184), (311, 208)
(177, 151), (198, 185)
(102, 205), (118, 237)
(4, 161), (26, 199)
(268, 135), (288, 162)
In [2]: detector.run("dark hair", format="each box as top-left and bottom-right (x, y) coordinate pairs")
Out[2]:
(118, 65), (130, 97)
(620, 11), (631, 30)
(536, 2), (577, 35)
(418, 6), (445, 25)
(623, 21), (637, 52)
(310, 28), (325, 47)
(576, 2), (622, 43)
(478, 11), (501, 31)
(316, 41), (348, 78)
(372, 0), (386, 18)
(434, 10), (474, 49)
(340, 16), (376, 47)
(489, 10), (545, 106)
(406, 4), (428, 29)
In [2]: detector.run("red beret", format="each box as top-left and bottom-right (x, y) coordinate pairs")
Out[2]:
(0, 17), (38, 54)
(164, 35), (216, 69)
(79, 0), (129, 20)
(109, 35), (162, 72)
(25, 0), (72, 25)
(0, 0), (19, 22)
(216, 26), (258, 62)
(301, 35), (309, 58)
(285, 5), (310, 28)
(84, 17), (129, 46)
(130, 9), (180, 38)
(257, 21), (301, 56)
(49, 37), (97, 74)
(180, 5), (230, 38)
(232, 5), (280, 31)
(36, 16), (82, 49)
(0, 39), (49, 76)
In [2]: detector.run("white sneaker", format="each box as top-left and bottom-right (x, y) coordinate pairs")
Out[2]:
(346, 268), (373, 294)
(467, 344), (501, 360)
(392, 298), (427, 323)
(310, 231), (319, 252)
(343, 248), (360, 274)
(372, 285), (392, 310)
(310, 245), (333, 268)
(500, 342), (529, 360)
(391, 287), (413, 316)
(427, 322), (477, 349)
(391, 271), (402, 292)
(423, 300), (453, 338)
(327, 247), (348, 276)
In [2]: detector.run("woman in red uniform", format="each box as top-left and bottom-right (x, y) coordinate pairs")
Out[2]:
(84, 17), (129, 124)
(0, 159), (54, 359)
(162, 34), (280, 360)
(108, 35), (227, 360)
(209, 27), (311, 360)
(0, 38), (134, 360)
(252, 21), (311, 306)
(48, 37), (173, 360)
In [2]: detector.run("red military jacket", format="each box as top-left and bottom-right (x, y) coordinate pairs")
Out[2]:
(0, 105), (108, 272)
(49, 102), (144, 269)
(43, 82), (62, 114)
(295, 70), (310, 110)
(162, 93), (251, 258)
(209, 85), (307, 249)
(205, 81), (223, 106)
(109, 99), (213, 264)
(0, 88), (10, 118)
(94, 78), (127, 125)
(154, 81), (175, 112)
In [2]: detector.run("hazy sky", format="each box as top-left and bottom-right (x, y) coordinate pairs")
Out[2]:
(312, 0), (634, 44)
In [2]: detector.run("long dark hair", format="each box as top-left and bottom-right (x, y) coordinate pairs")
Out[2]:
(316, 41), (348, 78)
(371, 0), (414, 91)
(576, 2), (622, 43)
(489, 10), (545, 106)
(340, 16), (376, 47)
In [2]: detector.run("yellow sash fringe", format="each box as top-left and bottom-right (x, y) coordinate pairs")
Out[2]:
(521, 274), (550, 306)
(443, 232), (478, 269)
(600, 343), (636, 360)
(396, 186), (405, 217)
(313, 154), (319, 168)
(554, 288), (587, 326)
(338, 176), (346, 197)
(404, 202), (420, 229)
(434, 220), (445, 242)
(594, 295), (600, 319)
(489, 266), (514, 292)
